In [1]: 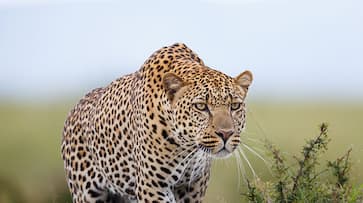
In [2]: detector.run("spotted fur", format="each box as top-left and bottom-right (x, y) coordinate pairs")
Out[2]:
(61, 43), (253, 203)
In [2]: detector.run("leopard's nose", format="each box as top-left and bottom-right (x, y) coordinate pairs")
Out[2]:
(215, 129), (234, 143)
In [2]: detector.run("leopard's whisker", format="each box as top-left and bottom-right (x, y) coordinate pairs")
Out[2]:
(242, 137), (265, 144)
(168, 148), (199, 180)
(188, 150), (203, 188)
(233, 150), (242, 189)
(238, 147), (257, 178)
(234, 150), (247, 186)
(241, 143), (270, 168)
(167, 146), (197, 166)
(169, 144), (197, 161)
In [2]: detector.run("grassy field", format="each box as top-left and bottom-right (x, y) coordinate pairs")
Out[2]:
(0, 100), (362, 203)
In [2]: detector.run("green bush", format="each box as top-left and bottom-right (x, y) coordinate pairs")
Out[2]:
(243, 123), (363, 203)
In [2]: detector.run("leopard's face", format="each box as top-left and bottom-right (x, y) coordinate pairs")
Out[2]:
(189, 93), (246, 158)
(164, 69), (253, 159)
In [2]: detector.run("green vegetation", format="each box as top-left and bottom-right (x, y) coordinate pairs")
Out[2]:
(204, 102), (363, 203)
(243, 123), (363, 202)
(0, 101), (362, 202)
(0, 101), (73, 203)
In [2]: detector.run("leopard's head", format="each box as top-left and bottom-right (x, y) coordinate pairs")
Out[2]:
(163, 68), (253, 158)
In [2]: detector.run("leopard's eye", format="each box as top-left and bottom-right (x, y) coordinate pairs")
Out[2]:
(231, 102), (242, 111)
(194, 103), (208, 111)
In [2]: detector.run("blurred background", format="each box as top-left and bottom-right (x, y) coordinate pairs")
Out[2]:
(0, 0), (362, 202)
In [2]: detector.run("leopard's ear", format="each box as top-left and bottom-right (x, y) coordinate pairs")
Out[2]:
(163, 73), (186, 102)
(235, 70), (253, 90)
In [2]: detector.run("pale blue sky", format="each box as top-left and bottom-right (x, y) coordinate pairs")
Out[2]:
(1, 0), (362, 101)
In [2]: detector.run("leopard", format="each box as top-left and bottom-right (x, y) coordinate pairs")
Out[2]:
(61, 43), (253, 203)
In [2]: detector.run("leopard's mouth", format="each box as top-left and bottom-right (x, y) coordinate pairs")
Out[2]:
(198, 136), (239, 159)
(198, 144), (234, 159)
(212, 147), (233, 159)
